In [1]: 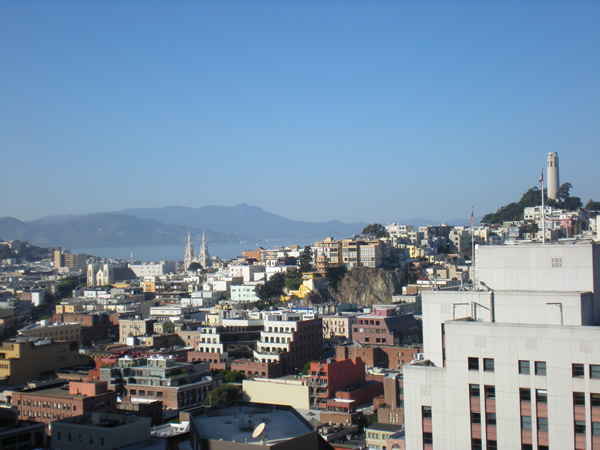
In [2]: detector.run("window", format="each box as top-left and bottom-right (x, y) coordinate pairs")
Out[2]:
(535, 361), (546, 376)
(537, 417), (548, 432)
(592, 394), (600, 407)
(575, 421), (586, 434)
(469, 357), (479, 371)
(130, 389), (136, 396)
(520, 388), (531, 402)
(592, 422), (600, 436)
(423, 432), (433, 445)
(472, 438), (482, 450)
(487, 440), (497, 449)
(536, 389), (547, 403)
(422, 406), (432, 419)
(521, 416), (532, 430)
(68, 433), (72, 442)
(572, 364), (584, 377)
(591, 365), (600, 379)
(485, 386), (495, 400)
(573, 392), (585, 406)
(470, 384), (480, 398)
(157, 391), (163, 398)
(101, 436), (105, 446)
(518, 360), (530, 375)
(486, 413), (497, 426)
(484, 359), (494, 372)
(471, 412), (481, 424)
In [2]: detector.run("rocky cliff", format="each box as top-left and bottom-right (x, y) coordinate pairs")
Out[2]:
(306, 267), (406, 307)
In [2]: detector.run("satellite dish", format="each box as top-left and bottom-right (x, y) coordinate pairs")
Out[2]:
(252, 422), (266, 439)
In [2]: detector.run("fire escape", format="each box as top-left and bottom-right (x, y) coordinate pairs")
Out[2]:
(308, 362), (328, 409)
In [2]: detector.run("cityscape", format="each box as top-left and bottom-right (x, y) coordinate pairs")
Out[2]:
(1, 2), (599, 450)
(0, 152), (598, 449)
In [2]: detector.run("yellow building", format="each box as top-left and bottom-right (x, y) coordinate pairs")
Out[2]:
(0, 338), (89, 385)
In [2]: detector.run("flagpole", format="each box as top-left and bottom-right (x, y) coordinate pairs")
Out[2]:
(471, 206), (475, 288)
(541, 168), (546, 245)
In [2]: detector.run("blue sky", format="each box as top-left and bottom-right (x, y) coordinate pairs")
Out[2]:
(1, 1), (599, 224)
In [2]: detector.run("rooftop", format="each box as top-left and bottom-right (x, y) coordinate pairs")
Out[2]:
(192, 403), (313, 445)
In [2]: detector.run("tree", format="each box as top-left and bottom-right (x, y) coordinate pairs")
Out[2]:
(204, 384), (239, 406)
(299, 246), (313, 273)
(563, 196), (582, 211)
(223, 370), (245, 383)
(362, 223), (389, 239)
(284, 268), (303, 291)
(556, 182), (573, 201)
(254, 272), (286, 302)
(585, 199), (600, 211)
(301, 360), (316, 375)
(326, 266), (347, 291)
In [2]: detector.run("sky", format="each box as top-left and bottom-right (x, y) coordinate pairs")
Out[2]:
(1, 1), (599, 225)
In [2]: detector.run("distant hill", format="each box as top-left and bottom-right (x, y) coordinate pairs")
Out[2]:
(116, 204), (365, 240)
(0, 204), (366, 249)
(0, 214), (237, 248)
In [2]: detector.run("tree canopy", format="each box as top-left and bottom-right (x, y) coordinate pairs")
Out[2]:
(482, 181), (583, 225)
(362, 223), (389, 239)
(204, 384), (239, 406)
(299, 245), (313, 273)
(585, 199), (600, 211)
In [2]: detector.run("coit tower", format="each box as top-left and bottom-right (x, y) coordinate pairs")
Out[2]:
(547, 152), (559, 200)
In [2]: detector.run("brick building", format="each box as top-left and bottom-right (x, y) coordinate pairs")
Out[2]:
(308, 358), (383, 411)
(351, 308), (421, 346)
(336, 343), (421, 369)
(99, 355), (212, 410)
(373, 372), (404, 426)
(8, 381), (117, 429)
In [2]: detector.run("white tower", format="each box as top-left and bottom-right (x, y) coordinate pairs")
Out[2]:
(198, 230), (210, 269)
(547, 152), (559, 200)
(184, 230), (196, 270)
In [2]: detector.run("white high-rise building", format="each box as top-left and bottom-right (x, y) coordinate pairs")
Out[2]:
(403, 242), (600, 450)
(547, 152), (559, 200)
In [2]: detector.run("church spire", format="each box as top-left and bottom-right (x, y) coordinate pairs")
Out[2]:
(199, 229), (210, 269)
(184, 230), (196, 270)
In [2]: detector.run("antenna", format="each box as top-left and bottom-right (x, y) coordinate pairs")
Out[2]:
(252, 422), (266, 439)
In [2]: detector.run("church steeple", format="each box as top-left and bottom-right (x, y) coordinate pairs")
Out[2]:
(184, 230), (196, 270)
(199, 230), (210, 269)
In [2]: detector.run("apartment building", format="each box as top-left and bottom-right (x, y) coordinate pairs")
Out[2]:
(322, 315), (355, 340)
(118, 317), (156, 343)
(403, 242), (600, 450)
(18, 321), (81, 345)
(0, 338), (89, 385)
(352, 308), (421, 346)
(99, 355), (212, 410)
(8, 381), (117, 428)
(253, 311), (322, 375)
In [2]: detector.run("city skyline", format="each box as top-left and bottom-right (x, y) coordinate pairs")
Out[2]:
(1, 2), (599, 224)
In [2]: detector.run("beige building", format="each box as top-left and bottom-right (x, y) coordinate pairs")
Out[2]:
(118, 318), (155, 343)
(243, 377), (310, 410)
(0, 338), (89, 385)
(322, 315), (355, 340)
(18, 321), (81, 345)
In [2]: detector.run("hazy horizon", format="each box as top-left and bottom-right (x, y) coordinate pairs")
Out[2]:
(2, 2), (598, 224)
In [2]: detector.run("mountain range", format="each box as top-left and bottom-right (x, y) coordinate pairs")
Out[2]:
(0, 204), (365, 249)
(0, 204), (476, 250)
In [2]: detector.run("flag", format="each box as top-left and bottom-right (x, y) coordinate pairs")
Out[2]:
(470, 208), (474, 227)
(539, 170), (543, 188)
